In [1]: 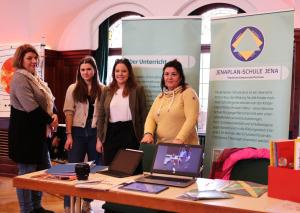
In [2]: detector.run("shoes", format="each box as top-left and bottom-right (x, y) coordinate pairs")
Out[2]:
(81, 201), (93, 213)
(64, 201), (93, 213)
(64, 207), (70, 213)
(31, 207), (55, 213)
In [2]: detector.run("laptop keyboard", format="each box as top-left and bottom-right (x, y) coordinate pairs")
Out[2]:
(146, 175), (192, 183)
(98, 170), (128, 178)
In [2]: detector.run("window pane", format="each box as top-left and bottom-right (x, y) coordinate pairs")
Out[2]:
(201, 8), (238, 44)
(109, 15), (141, 48)
(199, 84), (209, 102)
(199, 53), (210, 104)
(107, 55), (121, 84)
(202, 84), (209, 100)
(202, 99), (208, 110)
(198, 7), (239, 133)
(201, 53), (210, 68)
(109, 20), (122, 48)
(202, 68), (210, 84)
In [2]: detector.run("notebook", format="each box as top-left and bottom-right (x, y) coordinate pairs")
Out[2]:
(97, 149), (143, 178)
(136, 143), (203, 187)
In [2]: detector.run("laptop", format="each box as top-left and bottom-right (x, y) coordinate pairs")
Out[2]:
(136, 143), (203, 187)
(97, 149), (143, 178)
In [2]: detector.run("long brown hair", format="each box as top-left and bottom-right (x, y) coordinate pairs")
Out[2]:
(73, 56), (101, 103)
(109, 58), (137, 96)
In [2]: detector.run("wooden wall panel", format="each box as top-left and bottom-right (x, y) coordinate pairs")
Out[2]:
(44, 49), (93, 123)
(290, 29), (300, 138)
(0, 117), (17, 177)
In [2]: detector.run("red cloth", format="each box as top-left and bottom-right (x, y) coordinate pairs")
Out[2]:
(209, 147), (270, 180)
(222, 147), (270, 179)
(209, 148), (243, 179)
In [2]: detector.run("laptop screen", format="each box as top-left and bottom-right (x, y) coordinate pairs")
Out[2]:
(110, 149), (143, 174)
(151, 143), (203, 177)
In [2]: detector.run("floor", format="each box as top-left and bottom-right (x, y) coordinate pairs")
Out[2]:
(0, 176), (105, 213)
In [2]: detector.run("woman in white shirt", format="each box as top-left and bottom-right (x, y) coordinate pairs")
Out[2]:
(96, 58), (147, 165)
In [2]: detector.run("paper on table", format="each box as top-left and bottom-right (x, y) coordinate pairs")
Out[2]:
(178, 190), (233, 201)
(31, 173), (77, 181)
(221, 181), (267, 198)
(75, 177), (131, 191)
(196, 178), (231, 191)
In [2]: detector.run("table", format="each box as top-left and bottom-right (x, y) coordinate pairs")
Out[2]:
(13, 171), (284, 213)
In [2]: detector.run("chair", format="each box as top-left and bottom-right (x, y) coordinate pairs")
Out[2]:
(139, 143), (157, 172)
(229, 158), (269, 185)
(102, 144), (173, 213)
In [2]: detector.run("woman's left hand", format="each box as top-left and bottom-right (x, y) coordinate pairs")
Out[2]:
(96, 138), (103, 153)
(172, 139), (184, 144)
(51, 114), (59, 128)
(51, 136), (59, 147)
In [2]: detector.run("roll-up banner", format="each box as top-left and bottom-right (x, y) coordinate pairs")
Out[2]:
(122, 17), (202, 108)
(204, 10), (294, 176)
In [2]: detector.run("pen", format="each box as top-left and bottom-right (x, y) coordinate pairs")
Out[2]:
(75, 180), (104, 185)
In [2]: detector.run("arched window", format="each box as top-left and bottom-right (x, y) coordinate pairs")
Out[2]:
(189, 4), (244, 133)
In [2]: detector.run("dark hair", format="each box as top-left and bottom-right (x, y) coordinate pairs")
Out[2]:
(73, 56), (101, 103)
(109, 58), (137, 96)
(13, 44), (39, 69)
(160, 59), (187, 92)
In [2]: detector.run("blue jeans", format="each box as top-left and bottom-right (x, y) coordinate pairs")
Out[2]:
(17, 152), (51, 213)
(64, 122), (103, 208)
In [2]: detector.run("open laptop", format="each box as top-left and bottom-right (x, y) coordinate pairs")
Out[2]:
(97, 149), (143, 178)
(136, 143), (203, 187)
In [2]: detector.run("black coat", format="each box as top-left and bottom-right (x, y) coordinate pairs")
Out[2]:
(8, 106), (53, 164)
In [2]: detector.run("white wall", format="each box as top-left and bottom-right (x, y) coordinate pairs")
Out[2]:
(0, 0), (30, 44)
(0, 0), (299, 50)
(0, 0), (96, 48)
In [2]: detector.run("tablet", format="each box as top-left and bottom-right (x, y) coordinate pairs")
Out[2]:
(119, 182), (169, 194)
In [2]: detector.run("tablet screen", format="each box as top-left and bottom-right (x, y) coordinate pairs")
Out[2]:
(119, 182), (169, 194)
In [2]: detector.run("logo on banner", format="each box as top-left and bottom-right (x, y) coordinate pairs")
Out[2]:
(231, 26), (264, 61)
(1, 57), (15, 93)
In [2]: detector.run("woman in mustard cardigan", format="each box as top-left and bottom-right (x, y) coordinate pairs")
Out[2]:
(141, 59), (199, 145)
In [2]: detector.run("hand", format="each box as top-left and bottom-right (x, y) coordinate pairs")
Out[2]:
(172, 139), (184, 144)
(51, 136), (60, 147)
(64, 134), (73, 151)
(50, 114), (59, 129)
(96, 138), (103, 153)
(141, 133), (154, 144)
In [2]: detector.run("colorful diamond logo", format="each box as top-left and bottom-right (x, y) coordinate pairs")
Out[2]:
(231, 26), (264, 61)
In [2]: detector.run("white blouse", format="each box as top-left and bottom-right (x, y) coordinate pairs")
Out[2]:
(109, 88), (132, 122)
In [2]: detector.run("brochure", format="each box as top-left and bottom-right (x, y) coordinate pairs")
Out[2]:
(221, 181), (267, 198)
(46, 161), (106, 176)
(178, 189), (233, 201)
(196, 178), (231, 191)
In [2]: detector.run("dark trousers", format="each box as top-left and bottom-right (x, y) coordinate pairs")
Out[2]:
(103, 120), (139, 166)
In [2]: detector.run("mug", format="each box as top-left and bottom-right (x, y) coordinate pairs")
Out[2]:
(75, 163), (90, 180)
